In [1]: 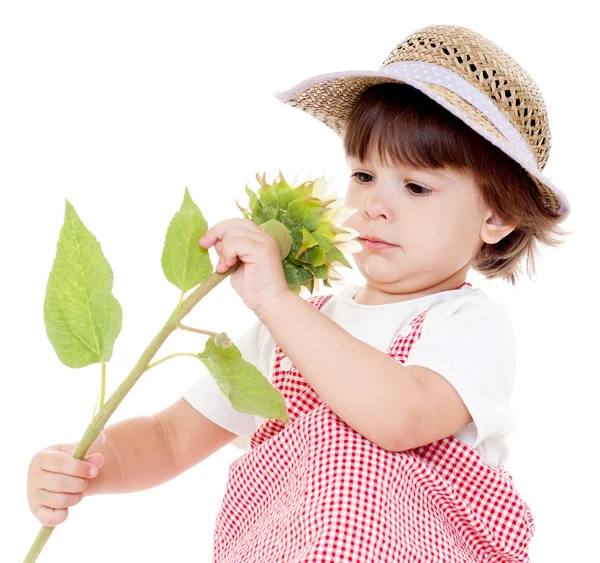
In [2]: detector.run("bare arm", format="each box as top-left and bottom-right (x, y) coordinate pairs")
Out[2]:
(79, 397), (237, 496)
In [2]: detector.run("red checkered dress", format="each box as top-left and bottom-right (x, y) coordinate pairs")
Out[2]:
(213, 283), (535, 562)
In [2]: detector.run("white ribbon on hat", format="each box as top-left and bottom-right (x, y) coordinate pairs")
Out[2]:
(381, 61), (538, 169)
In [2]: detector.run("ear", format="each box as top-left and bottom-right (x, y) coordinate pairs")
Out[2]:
(480, 210), (517, 245)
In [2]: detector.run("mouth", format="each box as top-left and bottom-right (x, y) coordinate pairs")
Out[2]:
(359, 237), (398, 250)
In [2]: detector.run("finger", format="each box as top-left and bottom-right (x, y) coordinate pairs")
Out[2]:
(36, 505), (68, 527)
(214, 226), (266, 259)
(40, 449), (98, 479)
(42, 471), (89, 494)
(218, 234), (267, 270)
(213, 240), (226, 272)
(198, 219), (238, 249)
(37, 489), (85, 510)
(199, 218), (262, 249)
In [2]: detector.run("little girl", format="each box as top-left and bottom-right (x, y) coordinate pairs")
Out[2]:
(190, 23), (571, 562)
(26, 23), (571, 563)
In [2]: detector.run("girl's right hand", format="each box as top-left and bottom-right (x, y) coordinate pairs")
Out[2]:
(27, 444), (104, 527)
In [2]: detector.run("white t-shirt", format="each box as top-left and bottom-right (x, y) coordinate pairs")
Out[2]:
(181, 283), (519, 467)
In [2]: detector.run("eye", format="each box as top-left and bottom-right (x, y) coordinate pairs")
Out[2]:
(406, 183), (432, 196)
(351, 171), (373, 184)
(351, 172), (432, 196)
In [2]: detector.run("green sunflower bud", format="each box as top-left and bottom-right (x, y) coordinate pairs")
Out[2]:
(238, 170), (362, 296)
(259, 219), (292, 260)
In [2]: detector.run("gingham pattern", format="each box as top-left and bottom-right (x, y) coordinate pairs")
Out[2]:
(213, 284), (535, 562)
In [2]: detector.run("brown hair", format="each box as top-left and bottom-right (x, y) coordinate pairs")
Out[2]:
(342, 82), (572, 286)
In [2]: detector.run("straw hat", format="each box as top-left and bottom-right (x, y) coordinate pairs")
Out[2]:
(273, 24), (570, 217)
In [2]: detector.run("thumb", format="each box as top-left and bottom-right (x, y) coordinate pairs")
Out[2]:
(85, 452), (104, 469)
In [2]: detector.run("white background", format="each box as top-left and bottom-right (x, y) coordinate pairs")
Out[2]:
(2, 1), (597, 562)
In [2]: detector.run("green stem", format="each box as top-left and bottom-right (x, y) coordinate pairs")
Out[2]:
(100, 362), (106, 410)
(178, 323), (218, 336)
(145, 352), (200, 371)
(91, 364), (106, 421)
(23, 261), (242, 563)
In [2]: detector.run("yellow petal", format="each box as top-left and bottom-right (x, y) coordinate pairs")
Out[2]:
(311, 175), (328, 199)
(336, 239), (363, 254)
(329, 276), (346, 288)
(331, 205), (359, 226)
(328, 267), (344, 281)
(321, 203), (339, 223)
(290, 173), (312, 190)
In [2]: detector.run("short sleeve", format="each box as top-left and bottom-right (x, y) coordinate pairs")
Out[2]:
(403, 295), (518, 448)
(181, 317), (265, 451)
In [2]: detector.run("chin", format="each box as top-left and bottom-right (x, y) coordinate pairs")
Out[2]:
(361, 263), (400, 283)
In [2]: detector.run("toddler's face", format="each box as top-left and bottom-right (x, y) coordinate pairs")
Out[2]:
(341, 153), (495, 300)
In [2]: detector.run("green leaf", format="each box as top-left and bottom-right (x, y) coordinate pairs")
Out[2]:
(257, 184), (280, 219)
(282, 220), (304, 257)
(287, 197), (311, 224)
(298, 245), (327, 267)
(303, 205), (326, 231)
(259, 219), (292, 259)
(311, 231), (334, 253)
(315, 220), (337, 236)
(43, 199), (123, 368)
(236, 198), (250, 219)
(282, 259), (314, 291)
(245, 186), (269, 224)
(296, 226), (319, 258)
(161, 187), (213, 292)
(326, 246), (352, 268)
(329, 223), (355, 236)
(275, 184), (305, 208)
(197, 336), (289, 423)
(303, 262), (330, 279)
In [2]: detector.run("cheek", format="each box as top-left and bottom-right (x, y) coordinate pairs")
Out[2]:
(342, 188), (358, 209)
(427, 209), (481, 257)
(405, 211), (456, 255)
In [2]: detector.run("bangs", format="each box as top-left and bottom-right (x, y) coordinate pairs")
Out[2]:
(343, 82), (488, 177)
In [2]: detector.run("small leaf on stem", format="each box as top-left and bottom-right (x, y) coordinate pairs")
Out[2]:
(197, 337), (289, 423)
(162, 187), (214, 292)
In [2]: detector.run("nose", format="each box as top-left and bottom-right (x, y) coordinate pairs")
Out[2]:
(364, 188), (393, 221)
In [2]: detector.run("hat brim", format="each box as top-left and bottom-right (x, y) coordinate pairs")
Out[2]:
(274, 68), (571, 216)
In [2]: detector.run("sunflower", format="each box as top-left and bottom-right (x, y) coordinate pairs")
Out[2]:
(237, 171), (361, 296)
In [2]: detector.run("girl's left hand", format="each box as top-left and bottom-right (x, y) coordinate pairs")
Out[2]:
(198, 218), (290, 316)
